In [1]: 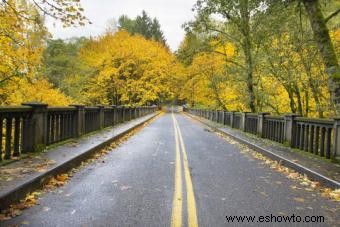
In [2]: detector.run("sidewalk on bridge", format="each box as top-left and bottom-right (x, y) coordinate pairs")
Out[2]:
(0, 112), (159, 210)
(187, 114), (340, 189)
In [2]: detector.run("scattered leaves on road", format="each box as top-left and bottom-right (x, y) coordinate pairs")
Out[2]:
(215, 131), (340, 202)
(0, 192), (40, 221)
(44, 174), (69, 190)
(0, 115), (159, 221)
(0, 159), (56, 183)
(293, 197), (305, 203)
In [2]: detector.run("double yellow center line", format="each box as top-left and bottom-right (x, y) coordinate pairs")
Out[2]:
(171, 112), (198, 227)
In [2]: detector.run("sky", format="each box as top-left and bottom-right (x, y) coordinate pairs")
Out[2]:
(46, 0), (197, 51)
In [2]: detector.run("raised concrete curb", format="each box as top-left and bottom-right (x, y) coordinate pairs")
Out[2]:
(185, 113), (340, 189)
(0, 113), (159, 211)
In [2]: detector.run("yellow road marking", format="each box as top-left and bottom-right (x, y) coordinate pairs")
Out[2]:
(174, 116), (198, 227)
(171, 111), (198, 227)
(171, 113), (183, 227)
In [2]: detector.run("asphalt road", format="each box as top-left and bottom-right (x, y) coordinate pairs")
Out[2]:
(2, 113), (339, 227)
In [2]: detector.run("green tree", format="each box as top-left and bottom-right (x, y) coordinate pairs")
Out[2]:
(189, 0), (266, 112)
(176, 32), (210, 66)
(301, 0), (340, 114)
(41, 37), (92, 99)
(118, 11), (167, 46)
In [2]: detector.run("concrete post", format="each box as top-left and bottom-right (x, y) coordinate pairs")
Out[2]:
(284, 114), (299, 147)
(137, 106), (140, 118)
(97, 105), (104, 129)
(125, 107), (129, 121)
(111, 105), (117, 125)
(240, 112), (249, 131)
(332, 117), (340, 160)
(120, 106), (124, 123)
(22, 102), (48, 152)
(70, 104), (85, 137)
(231, 111), (236, 128)
(117, 106), (124, 123)
(257, 112), (270, 138)
(129, 107), (133, 120)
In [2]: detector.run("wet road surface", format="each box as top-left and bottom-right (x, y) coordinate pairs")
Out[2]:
(2, 113), (339, 226)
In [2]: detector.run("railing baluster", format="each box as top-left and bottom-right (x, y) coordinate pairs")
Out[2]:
(304, 125), (309, 151)
(325, 128), (332, 159)
(51, 115), (55, 144)
(0, 117), (3, 161)
(314, 126), (319, 155)
(56, 114), (60, 142)
(5, 118), (12, 159)
(299, 124), (304, 150)
(13, 117), (20, 157)
(309, 125), (314, 152)
(47, 115), (51, 145)
(320, 127), (325, 157)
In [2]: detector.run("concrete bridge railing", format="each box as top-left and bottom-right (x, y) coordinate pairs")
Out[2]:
(0, 103), (158, 161)
(184, 108), (340, 161)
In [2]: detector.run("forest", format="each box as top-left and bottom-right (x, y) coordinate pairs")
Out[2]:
(0, 0), (339, 118)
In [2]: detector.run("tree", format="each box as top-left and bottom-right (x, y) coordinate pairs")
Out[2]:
(181, 52), (246, 110)
(0, 78), (72, 105)
(118, 11), (167, 46)
(176, 32), (210, 66)
(302, 0), (340, 114)
(79, 31), (181, 106)
(1, 0), (88, 27)
(177, 0), (339, 117)
(253, 1), (333, 117)
(0, 0), (73, 105)
(41, 37), (92, 99)
(0, 0), (48, 86)
(189, 0), (266, 112)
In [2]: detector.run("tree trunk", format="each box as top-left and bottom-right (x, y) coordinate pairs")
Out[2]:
(211, 82), (228, 111)
(293, 83), (303, 116)
(303, 0), (340, 115)
(305, 90), (309, 117)
(190, 81), (195, 107)
(240, 0), (256, 112)
(287, 88), (297, 113)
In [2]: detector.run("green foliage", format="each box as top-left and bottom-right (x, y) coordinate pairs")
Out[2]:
(41, 37), (93, 99)
(118, 11), (167, 46)
(176, 32), (210, 66)
(178, 0), (339, 117)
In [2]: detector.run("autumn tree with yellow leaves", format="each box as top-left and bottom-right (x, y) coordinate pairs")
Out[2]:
(179, 0), (339, 118)
(1, 0), (339, 118)
(79, 30), (183, 106)
(0, 0), (72, 105)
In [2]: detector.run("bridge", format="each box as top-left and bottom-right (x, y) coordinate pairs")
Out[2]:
(0, 104), (339, 226)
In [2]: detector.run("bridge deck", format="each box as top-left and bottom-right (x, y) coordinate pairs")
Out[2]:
(2, 113), (339, 226)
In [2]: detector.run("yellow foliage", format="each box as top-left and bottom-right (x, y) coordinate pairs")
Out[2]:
(80, 31), (183, 105)
(0, 78), (72, 106)
(181, 52), (245, 110)
(0, 1), (72, 106)
(210, 39), (235, 58)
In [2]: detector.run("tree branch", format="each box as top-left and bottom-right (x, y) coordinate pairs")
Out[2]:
(325, 8), (340, 23)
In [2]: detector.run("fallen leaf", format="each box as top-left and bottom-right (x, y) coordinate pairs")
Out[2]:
(259, 191), (269, 197)
(294, 197), (305, 203)
(120, 186), (131, 191)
